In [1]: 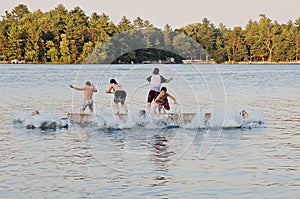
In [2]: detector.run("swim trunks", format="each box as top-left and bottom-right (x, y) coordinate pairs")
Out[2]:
(81, 99), (94, 111)
(147, 90), (160, 103)
(114, 90), (126, 103)
(157, 99), (170, 110)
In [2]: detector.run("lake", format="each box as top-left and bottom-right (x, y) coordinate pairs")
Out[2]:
(1, 64), (299, 198)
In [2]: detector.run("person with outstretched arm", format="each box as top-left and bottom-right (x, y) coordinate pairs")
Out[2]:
(69, 81), (97, 114)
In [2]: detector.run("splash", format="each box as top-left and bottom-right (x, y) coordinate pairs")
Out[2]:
(13, 109), (265, 131)
(13, 111), (68, 130)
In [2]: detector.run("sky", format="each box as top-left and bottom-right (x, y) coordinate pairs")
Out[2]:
(0, 0), (299, 29)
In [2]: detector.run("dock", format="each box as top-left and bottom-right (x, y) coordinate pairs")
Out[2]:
(67, 112), (203, 124)
(67, 113), (128, 123)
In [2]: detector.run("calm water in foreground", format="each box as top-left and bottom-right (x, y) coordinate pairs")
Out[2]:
(0, 64), (299, 198)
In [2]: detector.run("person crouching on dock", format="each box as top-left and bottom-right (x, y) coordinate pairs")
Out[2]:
(154, 87), (177, 115)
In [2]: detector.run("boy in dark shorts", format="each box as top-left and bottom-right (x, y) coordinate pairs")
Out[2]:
(106, 79), (128, 115)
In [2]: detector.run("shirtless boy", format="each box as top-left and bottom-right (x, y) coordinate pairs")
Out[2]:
(106, 79), (128, 115)
(69, 81), (97, 113)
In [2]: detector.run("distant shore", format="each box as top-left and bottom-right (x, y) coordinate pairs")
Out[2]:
(1, 60), (300, 65)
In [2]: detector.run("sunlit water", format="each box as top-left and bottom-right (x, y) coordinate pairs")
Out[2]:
(1, 64), (299, 198)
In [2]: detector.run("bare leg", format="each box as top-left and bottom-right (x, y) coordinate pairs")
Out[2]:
(121, 103), (128, 114)
(153, 103), (158, 115)
(89, 103), (94, 114)
(147, 102), (151, 113)
(114, 102), (120, 115)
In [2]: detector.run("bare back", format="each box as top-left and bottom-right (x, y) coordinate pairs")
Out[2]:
(106, 83), (124, 93)
(84, 86), (96, 100)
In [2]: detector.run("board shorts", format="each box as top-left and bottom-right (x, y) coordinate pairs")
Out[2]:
(114, 90), (126, 104)
(81, 100), (94, 111)
(157, 99), (170, 110)
(147, 90), (160, 103)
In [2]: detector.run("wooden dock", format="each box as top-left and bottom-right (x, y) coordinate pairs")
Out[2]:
(67, 112), (206, 124)
(167, 112), (196, 123)
(67, 113), (128, 123)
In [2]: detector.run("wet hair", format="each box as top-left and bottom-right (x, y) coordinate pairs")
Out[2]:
(31, 110), (39, 116)
(153, 68), (159, 75)
(161, 87), (167, 92)
(86, 81), (91, 86)
(110, 79), (117, 84)
(139, 110), (146, 117)
(240, 110), (247, 117)
(240, 110), (244, 116)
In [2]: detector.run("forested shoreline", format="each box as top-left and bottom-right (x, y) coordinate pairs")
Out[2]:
(1, 4), (300, 64)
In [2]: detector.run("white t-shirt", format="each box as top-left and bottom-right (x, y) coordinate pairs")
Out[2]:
(147, 74), (167, 92)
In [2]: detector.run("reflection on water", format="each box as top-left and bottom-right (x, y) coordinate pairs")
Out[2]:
(150, 133), (172, 187)
(1, 64), (300, 198)
(151, 132), (176, 163)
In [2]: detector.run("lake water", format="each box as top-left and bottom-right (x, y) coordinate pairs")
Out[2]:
(1, 64), (299, 198)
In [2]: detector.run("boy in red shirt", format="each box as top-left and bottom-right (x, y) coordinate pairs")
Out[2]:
(154, 87), (177, 115)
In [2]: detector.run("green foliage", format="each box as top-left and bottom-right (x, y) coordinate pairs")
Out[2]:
(46, 40), (59, 63)
(59, 34), (70, 63)
(0, 4), (299, 64)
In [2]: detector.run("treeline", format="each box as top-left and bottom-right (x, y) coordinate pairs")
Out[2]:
(0, 4), (300, 64)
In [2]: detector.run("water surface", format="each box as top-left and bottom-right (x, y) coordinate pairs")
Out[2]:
(0, 64), (299, 198)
